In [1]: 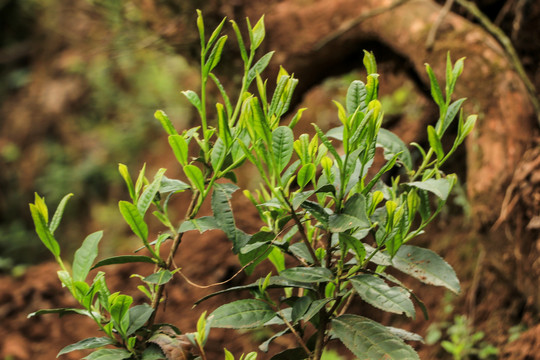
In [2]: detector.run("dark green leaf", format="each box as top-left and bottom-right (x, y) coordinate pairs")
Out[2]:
(119, 201), (148, 242)
(29, 204), (60, 257)
(332, 314), (419, 359)
(302, 299), (331, 322)
(57, 337), (114, 357)
(142, 344), (166, 360)
(291, 296), (312, 323)
(259, 328), (290, 352)
(154, 110), (178, 136)
(211, 136), (227, 171)
(280, 267), (334, 283)
(339, 233), (366, 262)
(346, 80), (367, 114)
(300, 200), (329, 226)
(92, 255), (156, 270)
(364, 244), (392, 266)
(73, 231), (103, 282)
(28, 307), (95, 318)
(82, 349), (131, 360)
(211, 299), (275, 329)
(350, 275), (415, 318)
(289, 242), (316, 264)
(127, 304), (153, 335)
(50, 193), (73, 234)
(144, 270), (173, 285)
(392, 245), (460, 294)
(377, 128), (412, 170)
(269, 348), (308, 360)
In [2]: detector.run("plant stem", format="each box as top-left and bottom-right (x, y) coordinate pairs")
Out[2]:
(146, 190), (200, 327)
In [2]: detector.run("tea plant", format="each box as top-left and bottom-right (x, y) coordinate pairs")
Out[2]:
(28, 11), (476, 360)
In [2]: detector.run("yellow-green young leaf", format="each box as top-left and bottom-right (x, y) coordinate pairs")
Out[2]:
(183, 165), (205, 193)
(425, 64), (444, 108)
(427, 125), (444, 162)
(346, 80), (367, 115)
(137, 168), (166, 216)
(182, 90), (202, 114)
(108, 293), (133, 336)
(230, 20), (248, 63)
(272, 126), (294, 173)
(333, 100), (348, 126)
(49, 193), (73, 234)
(224, 349), (235, 360)
(33, 193), (48, 223)
(72, 231), (103, 283)
(288, 107), (306, 129)
(206, 35), (227, 74)
(118, 201), (148, 242)
(29, 203), (60, 258)
(169, 135), (189, 166)
(297, 163), (316, 188)
(154, 110), (178, 136)
(144, 270), (173, 285)
(118, 164), (136, 202)
(135, 163), (147, 200)
(196, 9), (205, 50)
(251, 15), (265, 50)
(363, 50), (377, 75)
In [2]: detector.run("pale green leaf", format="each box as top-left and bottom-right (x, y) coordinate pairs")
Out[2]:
(178, 216), (219, 233)
(144, 270), (173, 285)
(182, 90), (202, 113)
(407, 178), (454, 201)
(272, 126), (294, 173)
(377, 128), (412, 170)
(154, 110), (178, 136)
(138, 169), (166, 216)
(127, 304), (153, 335)
(329, 213), (369, 232)
(246, 51), (274, 87)
(82, 348), (131, 360)
(50, 193), (74, 234)
(30, 203), (60, 257)
(168, 135), (189, 166)
(346, 80), (367, 114)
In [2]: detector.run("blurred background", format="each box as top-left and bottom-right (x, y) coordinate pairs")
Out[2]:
(0, 0), (539, 359)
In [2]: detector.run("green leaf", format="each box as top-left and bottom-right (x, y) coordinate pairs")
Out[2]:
(212, 183), (249, 253)
(160, 176), (190, 194)
(408, 177), (454, 201)
(270, 348), (308, 360)
(289, 242), (316, 264)
(50, 193), (74, 234)
(72, 231), (103, 282)
(183, 165), (205, 193)
(329, 213), (369, 233)
(168, 135), (189, 166)
(108, 293), (133, 335)
(300, 200), (329, 227)
(138, 169), (166, 216)
(246, 51), (274, 87)
(425, 64), (444, 108)
(291, 296), (312, 323)
(230, 20), (248, 63)
(297, 163), (316, 188)
(363, 50), (377, 75)
(427, 125), (444, 162)
(438, 98), (466, 136)
(182, 90), (202, 113)
(206, 35), (227, 74)
(302, 299), (331, 322)
(259, 328), (290, 352)
(82, 349), (132, 360)
(377, 128), (413, 170)
(118, 201), (148, 242)
(339, 233), (366, 262)
(142, 345), (166, 360)
(346, 80), (367, 114)
(251, 15), (265, 49)
(350, 275), (415, 318)
(272, 126), (294, 173)
(343, 194), (369, 223)
(392, 245), (460, 294)
(154, 110), (178, 136)
(280, 267), (334, 283)
(28, 307), (95, 319)
(57, 337), (115, 357)
(332, 314), (419, 359)
(127, 304), (153, 335)
(386, 326), (424, 343)
(92, 255), (156, 270)
(118, 164), (136, 202)
(33, 193), (48, 222)
(211, 299), (275, 329)
(313, 124), (342, 168)
(144, 270), (173, 285)
(178, 216), (219, 233)
(29, 203), (60, 258)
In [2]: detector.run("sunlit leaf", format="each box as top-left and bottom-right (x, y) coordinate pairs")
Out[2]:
(72, 231), (103, 282)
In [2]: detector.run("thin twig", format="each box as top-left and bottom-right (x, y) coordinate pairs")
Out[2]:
(455, 0), (540, 126)
(314, 0), (410, 50)
(426, 0), (456, 50)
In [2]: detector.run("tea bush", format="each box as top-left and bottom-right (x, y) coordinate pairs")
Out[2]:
(29, 11), (476, 360)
